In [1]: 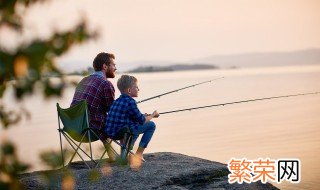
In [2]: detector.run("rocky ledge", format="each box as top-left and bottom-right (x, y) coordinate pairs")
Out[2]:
(19, 152), (279, 190)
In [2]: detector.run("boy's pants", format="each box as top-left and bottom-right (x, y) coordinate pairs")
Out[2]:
(130, 121), (156, 148)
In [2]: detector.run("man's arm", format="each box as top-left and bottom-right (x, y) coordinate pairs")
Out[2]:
(103, 82), (115, 112)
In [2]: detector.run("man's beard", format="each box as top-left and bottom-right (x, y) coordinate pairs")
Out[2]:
(105, 69), (115, 78)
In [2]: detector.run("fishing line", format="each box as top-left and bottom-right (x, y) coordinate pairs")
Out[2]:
(159, 91), (320, 115)
(137, 77), (224, 104)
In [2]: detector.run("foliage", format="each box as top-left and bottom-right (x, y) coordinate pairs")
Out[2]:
(40, 149), (75, 189)
(0, 0), (98, 189)
(0, 0), (98, 128)
(40, 150), (68, 170)
(0, 141), (29, 190)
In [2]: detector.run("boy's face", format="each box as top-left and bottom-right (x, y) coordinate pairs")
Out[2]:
(128, 82), (139, 97)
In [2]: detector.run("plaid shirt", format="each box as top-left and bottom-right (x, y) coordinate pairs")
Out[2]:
(105, 94), (146, 138)
(71, 72), (115, 131)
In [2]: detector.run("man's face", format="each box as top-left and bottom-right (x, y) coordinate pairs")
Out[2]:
(105, 59), (117, 78)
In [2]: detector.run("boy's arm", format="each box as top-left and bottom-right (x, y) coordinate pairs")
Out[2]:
(127, 99), (146, 125)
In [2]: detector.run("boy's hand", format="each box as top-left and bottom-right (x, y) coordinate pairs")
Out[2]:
(144, 111), (159, 123)
(152, 110), (160, 118)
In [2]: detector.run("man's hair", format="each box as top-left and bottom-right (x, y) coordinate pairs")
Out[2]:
(93, 52), (115, 71)
(117, 75), (138, 93)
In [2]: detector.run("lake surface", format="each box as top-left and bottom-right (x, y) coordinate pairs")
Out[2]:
(1, 65), (320, 190)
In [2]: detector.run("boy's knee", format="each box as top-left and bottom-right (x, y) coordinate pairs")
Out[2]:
(148, 121), (156, 130)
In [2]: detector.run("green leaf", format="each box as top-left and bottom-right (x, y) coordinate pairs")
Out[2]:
(1, 141), (15, 155)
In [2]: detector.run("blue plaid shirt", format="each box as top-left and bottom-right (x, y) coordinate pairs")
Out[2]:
(105, 94), (146, 138)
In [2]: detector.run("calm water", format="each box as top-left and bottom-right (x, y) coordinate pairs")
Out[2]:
(1, 65), (320, 190)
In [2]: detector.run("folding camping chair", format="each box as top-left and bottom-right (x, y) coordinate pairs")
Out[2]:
(56, 100), (133, 169)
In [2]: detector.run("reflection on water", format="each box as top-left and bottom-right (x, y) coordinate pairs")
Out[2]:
(1, 65), (320, 190)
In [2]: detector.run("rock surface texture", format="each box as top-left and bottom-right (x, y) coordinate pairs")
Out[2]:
(19, 152), (279, 190)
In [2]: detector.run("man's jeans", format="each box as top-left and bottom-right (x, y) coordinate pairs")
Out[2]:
(130, 121), (156, 148)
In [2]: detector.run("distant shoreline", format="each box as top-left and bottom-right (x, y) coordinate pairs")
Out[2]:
(127, 64), (219, 73)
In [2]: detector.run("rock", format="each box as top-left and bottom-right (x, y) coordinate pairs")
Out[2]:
(19, 152), (279, 190)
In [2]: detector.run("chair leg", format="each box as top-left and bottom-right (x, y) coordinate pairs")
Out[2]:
(112, 140), (135, 155)
(62, 133), (92, 169)
(88, 130), (93, 161)
(65, 133), (97, 164)
(119, 133), (133, 164)
(103, 140), (118, 159)
(95, 141), (119, 168)
(108, 143), (119, 157)
(67, 132), (87, 161)
(58, 130), (65, 168)
(88, 129), (120, 168)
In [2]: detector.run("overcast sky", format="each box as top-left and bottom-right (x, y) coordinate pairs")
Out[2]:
(3, 0), (320, 71)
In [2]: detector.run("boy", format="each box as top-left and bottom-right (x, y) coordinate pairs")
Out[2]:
(105, 75), (159, 168)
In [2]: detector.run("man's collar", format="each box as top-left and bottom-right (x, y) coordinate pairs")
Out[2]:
(92, 71), (106, 78)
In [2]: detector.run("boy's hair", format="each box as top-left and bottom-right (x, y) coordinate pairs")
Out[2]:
(117, 75), (138, 93)
(93, 52), (115, 71)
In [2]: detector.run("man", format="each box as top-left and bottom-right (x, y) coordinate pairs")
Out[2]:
(71, 52), (117, 160)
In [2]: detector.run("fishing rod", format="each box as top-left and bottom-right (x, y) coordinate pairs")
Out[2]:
(159, 91), (320, 115)
(137, 77), (224, 104)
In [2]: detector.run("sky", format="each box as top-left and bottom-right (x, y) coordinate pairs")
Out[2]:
(3, 0), (320, 71)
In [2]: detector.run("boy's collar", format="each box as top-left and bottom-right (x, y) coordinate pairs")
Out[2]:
(120, 93), (134, 99)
